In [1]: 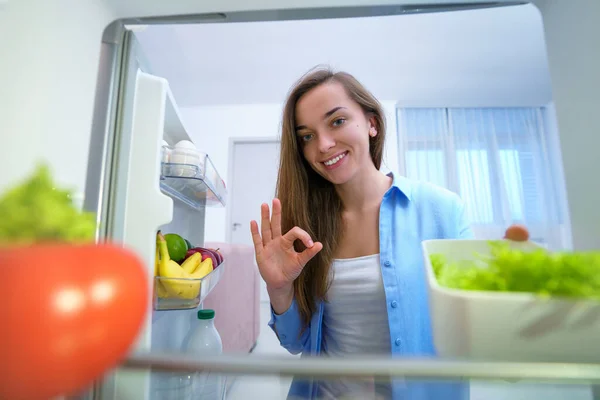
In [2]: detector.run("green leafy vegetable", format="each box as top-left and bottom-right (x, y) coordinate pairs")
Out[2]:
(0, 164), (97, 245)
(431, 241), (600, 300)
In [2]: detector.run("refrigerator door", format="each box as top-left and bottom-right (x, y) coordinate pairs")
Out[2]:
(91, 31), (221, 400)
(90, 31), (177, 400)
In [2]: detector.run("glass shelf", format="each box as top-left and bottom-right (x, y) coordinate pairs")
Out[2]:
(160, 148), (227, 209)
(125, 352), (600, 384)
(153, 263), (225, 311)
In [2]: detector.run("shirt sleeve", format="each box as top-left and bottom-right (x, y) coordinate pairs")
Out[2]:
(268, 296), (310, 355)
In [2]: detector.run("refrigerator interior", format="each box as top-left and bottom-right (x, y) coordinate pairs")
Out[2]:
(85, 6), (600, 400)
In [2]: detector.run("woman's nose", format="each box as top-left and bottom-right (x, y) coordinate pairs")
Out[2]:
(317, 132), (336, 153)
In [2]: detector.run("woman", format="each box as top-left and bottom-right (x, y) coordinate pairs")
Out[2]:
(250, 66), (517, 400)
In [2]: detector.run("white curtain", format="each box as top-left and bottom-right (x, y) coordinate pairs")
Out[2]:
(396, 107), (571, 250)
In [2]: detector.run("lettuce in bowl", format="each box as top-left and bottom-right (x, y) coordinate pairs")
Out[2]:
(430, 241), (600, 300)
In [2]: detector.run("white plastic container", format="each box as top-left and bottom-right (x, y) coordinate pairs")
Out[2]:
(186, 309), (225, 399)
(422, 239), (600, 363)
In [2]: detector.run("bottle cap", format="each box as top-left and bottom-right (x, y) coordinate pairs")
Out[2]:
(197, 309), (215, 320)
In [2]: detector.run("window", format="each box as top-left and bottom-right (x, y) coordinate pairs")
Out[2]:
(396, 107), (570, 249)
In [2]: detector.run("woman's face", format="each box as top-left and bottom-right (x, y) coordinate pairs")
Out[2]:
(295, 81), (377, 185)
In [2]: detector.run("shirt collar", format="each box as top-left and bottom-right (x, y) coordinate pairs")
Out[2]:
(386, 170), (412, 201)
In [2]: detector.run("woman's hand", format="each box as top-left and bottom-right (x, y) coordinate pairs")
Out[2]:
(250, 198), (323, 313)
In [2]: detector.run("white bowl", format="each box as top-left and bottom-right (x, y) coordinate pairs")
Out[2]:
(422, 239), (600, 363)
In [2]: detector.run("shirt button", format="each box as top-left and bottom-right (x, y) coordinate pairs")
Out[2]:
(391, 300), (398, 308)
(384, 260), (391, 267)
(395, 338), (401, 346)
(280, 334), (286, 340)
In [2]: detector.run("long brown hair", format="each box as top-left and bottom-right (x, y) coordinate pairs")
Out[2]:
(276, 66), (387, 329)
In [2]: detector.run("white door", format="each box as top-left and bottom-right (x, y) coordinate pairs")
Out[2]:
(229, 139), (281, 302)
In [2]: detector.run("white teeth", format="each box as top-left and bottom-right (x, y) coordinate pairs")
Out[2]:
(324, 152), (346, 166)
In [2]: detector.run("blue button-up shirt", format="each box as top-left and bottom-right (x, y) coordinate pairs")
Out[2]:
(269, 172), (474, 399)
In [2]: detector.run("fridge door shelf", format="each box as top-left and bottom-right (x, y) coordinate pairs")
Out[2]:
(160, 153), (227, 209)
(153, 262), (225, 311)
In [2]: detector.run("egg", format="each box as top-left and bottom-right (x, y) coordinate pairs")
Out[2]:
(174, 140), (197, 150)
(170, 140), (201, 178)
(504, 224), (529, 242)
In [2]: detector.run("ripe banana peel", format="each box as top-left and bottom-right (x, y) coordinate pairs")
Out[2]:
(181, 251), (201, 274)
(154, 243), (169, 298)
(154, 241), (160, 277)
(155, 232), (214, 300)
(192, 257), (213, 278)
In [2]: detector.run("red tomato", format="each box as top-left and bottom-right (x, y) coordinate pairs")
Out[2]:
(504, 224), (530, 242)
(0, 243), (149, 400)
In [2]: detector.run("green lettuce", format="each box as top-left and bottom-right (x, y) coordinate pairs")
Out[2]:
(431, 241), (600, 300)
(0, 164), (97, 245)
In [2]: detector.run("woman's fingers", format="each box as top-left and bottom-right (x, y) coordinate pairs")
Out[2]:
(260, 203), (273, 243)
(282, 226), (315, 249)
(298, 241), (323, 267)
(271, 198), (282, 238)
(250, 220), (263, 257)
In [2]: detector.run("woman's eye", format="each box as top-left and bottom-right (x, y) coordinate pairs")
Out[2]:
(332, 118), (346, 127)
(301, 134), (314, 142)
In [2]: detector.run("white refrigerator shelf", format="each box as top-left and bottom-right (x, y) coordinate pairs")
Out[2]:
(160, 152), (227, 209)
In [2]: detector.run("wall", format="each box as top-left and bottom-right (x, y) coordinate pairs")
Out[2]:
(534, 0), (600, 251)
(180, 101), (398, 243)
(0, 0), (115, 196)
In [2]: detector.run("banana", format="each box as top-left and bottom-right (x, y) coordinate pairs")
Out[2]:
(181, 251), (202, 274)
(156, 231), (201, 300)
(154, 236), (169, 298)
(191, 257), (213, 279)
(154, 241), (160, 277)
(156, 280), (170, 298)
(155, 234), (168, 297)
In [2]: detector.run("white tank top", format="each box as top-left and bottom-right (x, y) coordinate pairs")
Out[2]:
(320, 254), (392, 399)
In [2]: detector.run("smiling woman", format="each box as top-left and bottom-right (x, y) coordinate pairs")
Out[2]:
(295, 81), (381, 185)
(247, 65), (481, 400)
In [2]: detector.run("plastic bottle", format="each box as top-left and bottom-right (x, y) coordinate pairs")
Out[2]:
(186, 309), (224, 399)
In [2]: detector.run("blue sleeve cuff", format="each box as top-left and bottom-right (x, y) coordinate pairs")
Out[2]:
(268, 297), (304, 348)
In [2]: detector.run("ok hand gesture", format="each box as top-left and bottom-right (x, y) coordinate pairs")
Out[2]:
(250, 198), (323, 294)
